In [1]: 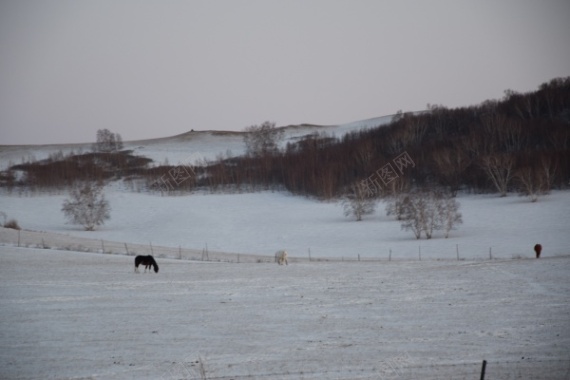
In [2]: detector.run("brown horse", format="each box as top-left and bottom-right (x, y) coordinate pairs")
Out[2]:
(534, 244), (542, 259)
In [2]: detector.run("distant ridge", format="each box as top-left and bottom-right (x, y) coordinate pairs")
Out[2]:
(0, 114), (398, 168)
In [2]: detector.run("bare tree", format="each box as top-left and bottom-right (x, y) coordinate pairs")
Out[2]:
(115, 133), (124, 151)
(538, 153), (559, 192)
(514, 155), (556, 202)
(426, 103), (450, 139)
(479, 114), (504, 154)
(387, 188), (462, 239)
(62, 182), (110, 231)
(438, 195), (463, 238)
(423, 192), (446, 239)
(499, 118), (527, 153)
(94, 129), (123, 152)
(387, 113), (427, 154)
(480, 154), (515, 196)
(515, 166), (544, 202)
(353, 139), (375, 173)
(342, 183), (376, 221)
(385, 190), (411, 221)
(399, 192), (426, 239)
(243, 121), (284, 157)
(431, 146), (471, 195)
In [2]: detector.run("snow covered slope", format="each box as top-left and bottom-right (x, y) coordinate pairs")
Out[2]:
(0, 115), (394, 170)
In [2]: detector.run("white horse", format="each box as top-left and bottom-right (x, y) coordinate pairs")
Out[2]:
(275, 250), (288, 265)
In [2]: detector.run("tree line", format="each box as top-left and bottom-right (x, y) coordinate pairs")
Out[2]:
(2, 77), (569, 201)
(190, 77), (570, 200)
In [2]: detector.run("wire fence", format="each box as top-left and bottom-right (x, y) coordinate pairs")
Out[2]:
(151, 356), (570, 380)
(1, 227), (568, 264)
(0, 227), (270, 263)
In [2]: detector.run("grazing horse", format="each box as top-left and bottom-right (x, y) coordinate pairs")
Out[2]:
(534, 244), (542, 259)
(275, 250), (288, 265)
(134, 255), (159, 273)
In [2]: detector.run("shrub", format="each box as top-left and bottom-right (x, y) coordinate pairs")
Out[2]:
(4, 219), (21, 230)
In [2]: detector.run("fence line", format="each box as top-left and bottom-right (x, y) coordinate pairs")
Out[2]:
(0, 227), (568, 264)
(153, 357), (570, 380)
(0, 227), (271, 264)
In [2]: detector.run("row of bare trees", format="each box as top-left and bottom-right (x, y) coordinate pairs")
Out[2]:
(340, 183), (463, 239)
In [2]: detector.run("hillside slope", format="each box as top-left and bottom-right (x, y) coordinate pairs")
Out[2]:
(0, 115), (394, 170)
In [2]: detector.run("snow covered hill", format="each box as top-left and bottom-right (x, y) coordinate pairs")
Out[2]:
(0, 115), (394, 170)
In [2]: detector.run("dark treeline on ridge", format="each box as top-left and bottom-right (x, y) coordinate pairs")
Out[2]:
(196, 77), (570, 199)
(2, 77), (570, 199)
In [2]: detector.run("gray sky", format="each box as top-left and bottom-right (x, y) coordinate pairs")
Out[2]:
(1, 1), (569, 145)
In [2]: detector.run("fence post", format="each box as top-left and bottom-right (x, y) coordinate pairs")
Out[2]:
(489, 247), (492, 260)
(124, 243), (129, 255)
(480, 359), (487, 380)
(101, 239), (105, 254)
(419, 246), (422, 261)
(358, 254), (360, 262)
(150, 242), (154, 255)
(456, 244), (459, 260)
(178, 246), (182, 260)
(308, 248), (311, 262)
(18, 229), (21, 247)
(389, 249), (392, 262)
(202, 243), (209, 261)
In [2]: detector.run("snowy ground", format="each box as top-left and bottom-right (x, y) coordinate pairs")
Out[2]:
(1, 246), (569, 380)
(2, 114), (570, 378)
(1, 189), (569, 261)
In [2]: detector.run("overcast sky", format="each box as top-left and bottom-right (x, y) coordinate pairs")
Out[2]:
(1, 1), (569, 145)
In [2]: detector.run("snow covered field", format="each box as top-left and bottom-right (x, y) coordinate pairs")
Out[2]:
(1, 116), (570, 378)
(1, 189), (569, 261)
(1, 246), (569, 379)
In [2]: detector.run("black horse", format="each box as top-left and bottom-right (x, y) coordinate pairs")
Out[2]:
(134, 255), (159, 273)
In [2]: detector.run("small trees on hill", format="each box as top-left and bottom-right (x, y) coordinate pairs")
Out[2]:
(94, 129), (123, 152)
(386, 189), (462, 239)
(243, 121), (284, 157)
(61, 182), (110, 231)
